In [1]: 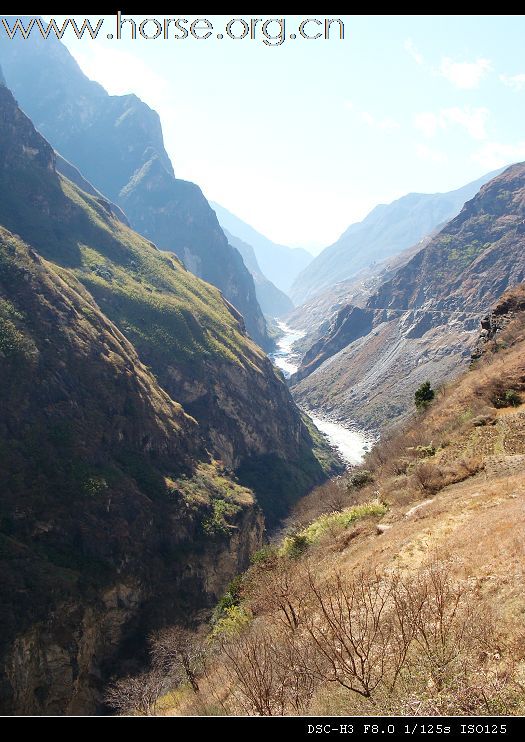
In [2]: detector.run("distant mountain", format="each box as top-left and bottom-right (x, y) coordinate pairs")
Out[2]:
(0, 63), (5, 86)
(290, 170), (505, 305)
(0, 25), (271, 350)
(211, 201), (312, 293)
(224, 229), (293, 317)
(286, 233), (434, 353)
(292, 163), (525, 431)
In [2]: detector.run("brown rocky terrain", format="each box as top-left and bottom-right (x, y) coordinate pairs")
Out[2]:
(157, 290), (525, 716)
(285, 235), (432, 354)
(292, 164), (525, 432)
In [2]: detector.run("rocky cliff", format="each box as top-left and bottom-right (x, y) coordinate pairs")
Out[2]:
(0, 85), (336, 713)
(0, 85), (332, 514)
(0, 224), (265, 714)
(292, 164), (525, 431)
(0, 25), (270, 350)
(471, 283), (525, 362)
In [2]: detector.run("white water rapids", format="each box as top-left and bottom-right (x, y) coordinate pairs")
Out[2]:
(270, 321), (372, 466)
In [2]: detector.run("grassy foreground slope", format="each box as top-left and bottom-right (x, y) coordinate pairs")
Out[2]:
(158, 285), (525, 716)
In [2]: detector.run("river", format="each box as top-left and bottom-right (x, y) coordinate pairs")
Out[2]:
(270, 321), (372, 467)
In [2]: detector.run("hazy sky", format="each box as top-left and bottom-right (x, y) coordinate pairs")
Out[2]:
(55, 14), (525, 252)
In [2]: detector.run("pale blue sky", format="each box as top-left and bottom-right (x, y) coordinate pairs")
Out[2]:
(54, 14), (525, 251)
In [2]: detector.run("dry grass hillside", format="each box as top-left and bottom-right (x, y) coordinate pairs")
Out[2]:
(105, 286), (525, 716)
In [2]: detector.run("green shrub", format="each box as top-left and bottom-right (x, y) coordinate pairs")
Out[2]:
(492, 389), (522, 408)
(250, 544), (278, 565)
(301, 502), (388, 544)
(415, 381), (435, 410)
(281, 532), (309, 558)
(202, 498), (240, 537)
(210, 605), (252, 639)
(279, 502), (388, 556)
(349, 469), (374, 488)
(211, 575), (243, 625)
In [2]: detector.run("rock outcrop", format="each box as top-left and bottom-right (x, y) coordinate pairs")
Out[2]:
(471, 284), (525, 362)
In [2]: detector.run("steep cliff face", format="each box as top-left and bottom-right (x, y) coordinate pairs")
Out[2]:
(0, 27), (270, 349)
(292, 164), (525, 431)
(0, 226), (264, 714)
(290, 169), (503, 305)
(0, 86), (334, 713)
(0, 85), (330, 513)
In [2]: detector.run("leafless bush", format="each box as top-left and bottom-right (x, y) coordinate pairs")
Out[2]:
(301, 569), (420, 700)
(412, 458), (482, 495)
(413, 462), (443, 494)
(150, 625), (206, 693)
(246, 558), (307, 631)
(104, 668), (165, 716)
(219, 625), (312, 715)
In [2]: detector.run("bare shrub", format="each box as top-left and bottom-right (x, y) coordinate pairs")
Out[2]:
(393, 560), (520, 715)
(412, 457), (482, 495)
(246, 557), (307, 631)
(475, 375), (523, 409)
(150, 626), (206, 693)
(301, 569), (419, 700)
(105, 669), (165, 716)
(413, 462), (443, 494)
(218, 626), (300, 715)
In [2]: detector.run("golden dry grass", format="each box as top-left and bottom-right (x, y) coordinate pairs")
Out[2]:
(151, 310), (525, 717)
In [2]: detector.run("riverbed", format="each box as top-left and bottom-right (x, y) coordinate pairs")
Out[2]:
(270, 321), (371, 466)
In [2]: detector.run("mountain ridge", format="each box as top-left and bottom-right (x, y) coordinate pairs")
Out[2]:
(211, 200), (312, 293)
(0, 80), (339, 713)
(224, 228), (293, 317)
(0, 26), (271, 350)
(292, 163), (525, 431)
(290, 168), (505, 305)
